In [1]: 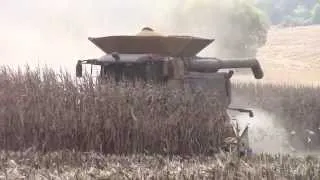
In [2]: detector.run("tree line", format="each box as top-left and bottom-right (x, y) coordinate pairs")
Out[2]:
(172, 0), (320, 58)
(255, 0), (320, 26)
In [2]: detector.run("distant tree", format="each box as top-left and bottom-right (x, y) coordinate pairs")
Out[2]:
(255, 0), (300, 24)
(312, 3), (320, 24)
(255, 0), (318, 25)
(281, 4), (313, 26)
(171, 0), (270, 58)
(293, 4), (312, 19)
(304, 0), (319, 9)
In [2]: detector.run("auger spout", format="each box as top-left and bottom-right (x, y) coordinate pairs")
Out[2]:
(188, 58), (264, 79)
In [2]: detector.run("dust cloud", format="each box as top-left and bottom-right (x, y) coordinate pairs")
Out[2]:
(230, 92), (297, 154)
(1, 0), (265, 72)
(0, 0), (179, 71)
(230, 91), (313, 154)
(228, 108), (293, 154)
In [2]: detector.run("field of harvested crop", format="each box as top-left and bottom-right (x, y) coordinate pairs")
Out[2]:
(2, 151), (320, 179)
(234, 25), (320, 86)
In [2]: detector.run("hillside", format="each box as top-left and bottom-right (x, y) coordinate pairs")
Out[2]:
(234, 25), (320, 85)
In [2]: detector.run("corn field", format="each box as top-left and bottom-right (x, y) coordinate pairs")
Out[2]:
(0, 66), (229, 155)
(1, 66), (320, 152)
(1, 65), (320, 179)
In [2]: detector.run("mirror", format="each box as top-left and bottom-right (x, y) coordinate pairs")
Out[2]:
(76, 61), (82, 77)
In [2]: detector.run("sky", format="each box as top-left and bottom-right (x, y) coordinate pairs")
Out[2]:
(0, 0), (184, 71)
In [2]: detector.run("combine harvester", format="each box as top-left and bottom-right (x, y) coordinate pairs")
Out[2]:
(76, 27), (264, 155)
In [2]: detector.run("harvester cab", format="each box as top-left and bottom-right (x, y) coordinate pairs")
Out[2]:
(76, 27), (264, 155)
